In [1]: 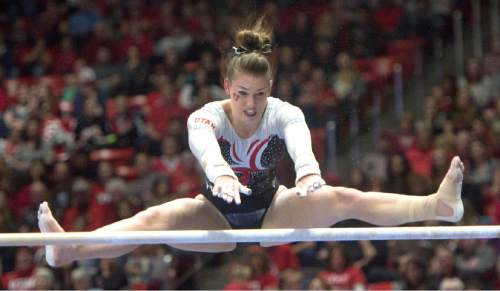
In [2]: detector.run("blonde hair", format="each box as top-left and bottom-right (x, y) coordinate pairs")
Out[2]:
(226, 16), (274, 80)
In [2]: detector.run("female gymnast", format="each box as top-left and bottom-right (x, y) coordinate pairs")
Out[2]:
(38, 18), (464, 267)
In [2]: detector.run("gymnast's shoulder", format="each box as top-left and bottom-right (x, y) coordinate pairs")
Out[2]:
(267, 96), (305, 121)
(187, 100), (228, 131)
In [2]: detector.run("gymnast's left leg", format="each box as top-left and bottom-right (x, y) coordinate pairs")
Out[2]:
(261, 156), (464, 245)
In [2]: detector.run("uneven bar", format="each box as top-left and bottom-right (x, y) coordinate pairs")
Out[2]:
(1, 226), (499, 246)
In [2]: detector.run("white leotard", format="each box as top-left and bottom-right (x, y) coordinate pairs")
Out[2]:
(187, 97), (320, 193)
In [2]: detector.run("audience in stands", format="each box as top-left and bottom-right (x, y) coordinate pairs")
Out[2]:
(0, 0), (497, 289)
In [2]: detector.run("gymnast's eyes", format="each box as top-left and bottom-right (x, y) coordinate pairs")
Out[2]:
(238, 91), (248, 96)
(255, 91), (266, 98)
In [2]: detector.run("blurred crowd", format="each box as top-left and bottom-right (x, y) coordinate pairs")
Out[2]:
(0, 0), (499, 289)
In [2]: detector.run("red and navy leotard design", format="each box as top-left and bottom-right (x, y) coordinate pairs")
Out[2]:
(218, 135), (286, 194)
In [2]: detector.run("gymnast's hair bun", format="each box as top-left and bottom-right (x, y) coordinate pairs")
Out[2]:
(234, 17), (272, 54)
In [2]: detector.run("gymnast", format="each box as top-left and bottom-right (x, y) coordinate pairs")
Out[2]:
(38, 18), (465, 267)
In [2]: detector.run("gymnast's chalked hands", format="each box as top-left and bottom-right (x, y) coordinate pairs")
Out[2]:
(296, 174), (326, 197)
(213, 175), (252, 205)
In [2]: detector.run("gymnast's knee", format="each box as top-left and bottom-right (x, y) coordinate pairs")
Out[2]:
(134, 198), (199, 229)
(328, 186), (364, 206)
(133, 206), (164, 229)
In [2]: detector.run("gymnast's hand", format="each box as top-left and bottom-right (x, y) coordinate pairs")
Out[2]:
(296, 174), (326, 197)
(213, 175), (252, 205)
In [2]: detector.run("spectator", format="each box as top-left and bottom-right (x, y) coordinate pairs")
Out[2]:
(52, 37), (78, 75)
(154, 135), (183, 177)
(431, 147), (452, 188)
(92, 46), (122, 97)
(68, 1), (102, 38)
(145, 81), (187, 140)
(169, 152), (202, 198)
(33, 267), (56, 290)
(75, 92), (108, 150)
(16, 38), (53, 77)
(246, 248), (279, 290)
(483, 167), (500, 223)
(405, 124), (434, 178)
(318, 244), (367, 290)
(49, 161), (72, 216)
(459, 58), (494, 109)
(0, 247), (36, 290)
(124, 247), (156, 290)
(385, 153), (411, 194)
(63, 177), (92, 231)
(224, 261), (252, 290)
(348, 6), (385, 57)
(126, 152), (161, 206)
(279, 269), (304, 290)
(9, 180), (50, 227)
(86, 162), (120, 230)
(179, 68), (226, 111)
(331, 52), (366, 102)
(269, 244), (300, 272)
(397, 255), (430, 290)
(69, 266), (94, 290)
(307, 276), (329, 290)
(455, 239), (496, 280)
(144, 176), (172, 208)
(107, 95), (140, 148)
(428, 244), (459, 289)
(279, 11), (313, 56)
(117, 46), (149, 96)
(438, 276), (465, 290)
(468, 140), (496, 188)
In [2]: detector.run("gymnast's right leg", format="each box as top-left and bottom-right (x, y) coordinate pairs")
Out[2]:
(38, 195), (235, 267)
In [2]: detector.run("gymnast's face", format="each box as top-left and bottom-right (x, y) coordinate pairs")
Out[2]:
(224, 72), (272, 125)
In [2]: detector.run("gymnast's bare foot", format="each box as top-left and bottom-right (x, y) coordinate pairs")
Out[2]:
(435, 156), (464, 222)
(38, 202), (74, 267)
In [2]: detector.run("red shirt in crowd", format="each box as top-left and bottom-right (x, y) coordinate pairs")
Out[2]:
(8, 184), (34, 218)
(1, 266), (36, 290)
(171, 166), (202, 198)
(87, 183), (118, 230)
(270, 244), (300, 272)
(405, 144), (433, 178)
(153, 156), (182, 177)
(146, 91), (188, 137)
(319, 266), (366, 290)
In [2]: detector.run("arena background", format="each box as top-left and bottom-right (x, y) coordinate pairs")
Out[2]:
(0, 0), (499, 289)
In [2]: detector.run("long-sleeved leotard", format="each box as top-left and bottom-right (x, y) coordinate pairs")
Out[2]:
(187, 97), (320, 228)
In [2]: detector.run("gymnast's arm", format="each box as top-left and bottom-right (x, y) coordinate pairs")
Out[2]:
(279, 105), (323, 194)
(187, 110), (247, 204)
(187, 112), (237, 183)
